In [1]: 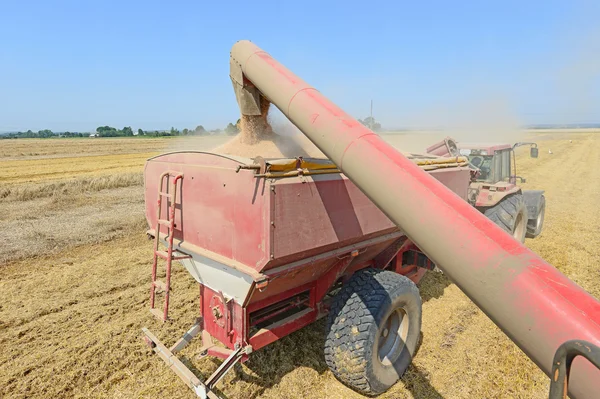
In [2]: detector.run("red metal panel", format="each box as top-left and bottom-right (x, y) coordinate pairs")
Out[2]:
(201, 285), (244, 349)
(428, 168), (470, 201)
(271, 175), (396, 260)
(247, 282), (314, 313)
(392, 252), (428, 285)
(249, 236), (400, 305)
(248, 309), (319, 351)
(144, 152), (270, 271)
(475, 184), (520, 207)
(249, 258), (336, 305)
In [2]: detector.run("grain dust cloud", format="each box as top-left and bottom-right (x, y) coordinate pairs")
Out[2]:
(215, 95), (323, 158)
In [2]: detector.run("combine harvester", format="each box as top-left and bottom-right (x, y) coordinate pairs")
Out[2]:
(142, 40), (600, 399)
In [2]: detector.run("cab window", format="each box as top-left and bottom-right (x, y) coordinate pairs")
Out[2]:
(468, 155), (494, 182)
(497, 150), (511, 182)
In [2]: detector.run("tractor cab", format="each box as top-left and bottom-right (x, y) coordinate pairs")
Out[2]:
(458, 142), (538, 185)
(459, 143), (513, 184)
(426, 137), (545, 242)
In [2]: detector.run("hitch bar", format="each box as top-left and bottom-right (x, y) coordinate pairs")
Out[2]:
(142, 327), (247, 399)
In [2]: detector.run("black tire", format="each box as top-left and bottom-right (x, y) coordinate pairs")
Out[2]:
(324, 268), (422, 395)
(483, 193), (528, 243)
(526, 195), (545, 238)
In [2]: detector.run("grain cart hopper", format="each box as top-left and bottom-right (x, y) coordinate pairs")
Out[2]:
(426, 137), (545, 242)
(143, 153), (469, 397)
(142, 40), (600, 399)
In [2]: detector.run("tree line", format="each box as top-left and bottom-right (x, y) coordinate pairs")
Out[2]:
(0, 129), (87, 139)
(94, 124), (239, 137)
(1, 116), (382, 139)
(1, 121), (242, 139)
(358, 116), (382, 131)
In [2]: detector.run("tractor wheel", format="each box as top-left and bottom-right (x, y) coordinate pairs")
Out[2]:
(484, 193), (528, 243)
(526, 195), (545, 238)
(324, 268), (422, 395)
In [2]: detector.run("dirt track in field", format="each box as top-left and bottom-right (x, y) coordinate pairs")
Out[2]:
(1, 132), (599, 398)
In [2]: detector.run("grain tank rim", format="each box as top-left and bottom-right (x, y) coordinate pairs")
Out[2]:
(146, 150), (254, 165)
(146, 151), (342, 175)
(145, 150), (469, 174)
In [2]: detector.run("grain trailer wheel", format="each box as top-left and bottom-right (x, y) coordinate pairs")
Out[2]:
(526, 195), (545, 238)
(484, 193), (528, 243)
(324, 268), (422, 395)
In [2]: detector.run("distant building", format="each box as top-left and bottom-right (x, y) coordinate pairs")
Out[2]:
(89, 133), (99, 138)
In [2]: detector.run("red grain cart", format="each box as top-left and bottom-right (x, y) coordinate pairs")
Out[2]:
(142, 152), (470, 398)
(141, 40), (600, 399)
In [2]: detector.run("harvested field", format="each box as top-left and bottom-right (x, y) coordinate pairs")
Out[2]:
(1, 132), (599, 398)
(0, 136), (229, 161)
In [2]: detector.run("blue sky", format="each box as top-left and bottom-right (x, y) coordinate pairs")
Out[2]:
(0, 0), (598, 132)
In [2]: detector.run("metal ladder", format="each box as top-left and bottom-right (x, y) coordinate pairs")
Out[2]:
(150, 171), (190, 322)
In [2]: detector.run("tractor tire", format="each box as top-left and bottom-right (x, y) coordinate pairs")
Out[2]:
(324, 268), (422, 395)
(484, 193), (528, 243)
(526, 195), (545, 238)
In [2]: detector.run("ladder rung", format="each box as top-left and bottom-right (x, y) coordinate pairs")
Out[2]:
(150, 307), (166, 321)
(162, 171), (180, 177)
(155, 250), (192, 261)
(148, 171), (184, 325)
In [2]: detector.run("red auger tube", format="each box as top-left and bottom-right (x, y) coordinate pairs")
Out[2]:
(230, 40), (600, 398)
